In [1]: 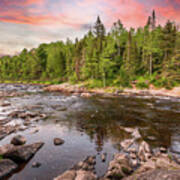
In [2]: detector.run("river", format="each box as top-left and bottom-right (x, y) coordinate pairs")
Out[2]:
(0, 84), (180, 179)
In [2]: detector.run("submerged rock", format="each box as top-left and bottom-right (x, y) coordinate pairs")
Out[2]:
(3, 142), (44, 163)
(11, 135), (27, 146)
(32, 162), (41, 168)
(54, 138), (65, 146)
(0, 159), (18, 179)
(101, 153), (107, 162)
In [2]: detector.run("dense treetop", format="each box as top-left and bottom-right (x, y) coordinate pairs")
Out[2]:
(0, 11), (179, 89)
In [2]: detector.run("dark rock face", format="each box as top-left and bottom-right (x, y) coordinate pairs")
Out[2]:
(124, 169), (180, 180)
(0, 159), (18, 179)
(54, 138), (65, 146)
(3, 142), (44, 163)
(11, 135), (27, 146)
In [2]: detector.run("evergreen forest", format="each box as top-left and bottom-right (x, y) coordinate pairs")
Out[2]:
(0, 11), (180, 89)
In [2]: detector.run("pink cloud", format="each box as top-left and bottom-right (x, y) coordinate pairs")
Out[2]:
(0, 0), (179, 28)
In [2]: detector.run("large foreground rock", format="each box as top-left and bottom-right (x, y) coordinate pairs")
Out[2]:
(0, 159), (18, 179)
(123, 169), (180, 180)
(3, 142), (44, 163)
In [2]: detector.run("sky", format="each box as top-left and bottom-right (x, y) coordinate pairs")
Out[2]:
(0, 0), (180, 55)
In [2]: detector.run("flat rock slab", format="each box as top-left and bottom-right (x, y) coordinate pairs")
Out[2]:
(0, 159), (18, 179)
(3, 142), (44, 163)
(123, 169), (180, 180)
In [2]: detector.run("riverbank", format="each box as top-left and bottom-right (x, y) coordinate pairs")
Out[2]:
(1, 81), (180, 98)
(44, 83), (180, 98)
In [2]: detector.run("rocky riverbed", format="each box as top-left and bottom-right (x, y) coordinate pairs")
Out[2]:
(0, 83), (180, 179)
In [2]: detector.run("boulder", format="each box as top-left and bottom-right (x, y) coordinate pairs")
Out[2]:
(105, 153), (133, 179)
(54, 170), (76, 180)
(131, 128), (141, 140)
(123, 169), (180, 180)
(0, 159), (18, 179)
(11, 135), (27, 146)
(1, 102), (11, 107)
(120, 139), (133, 150)
(81, 93), (92, 98)
(54, 138), (65, 146)
(75, 170), (97, 180)
(54, 170), (96, 180)
(3, 142), (44, 163)
(0, 144), (14, 156)
(101, 153), (107, 162)
(138, 141), (151, 162)
(74, 156), (96, 171)
(32, 162), (41, 168)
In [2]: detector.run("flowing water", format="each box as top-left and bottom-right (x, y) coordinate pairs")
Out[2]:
(0, 84), (180, 180)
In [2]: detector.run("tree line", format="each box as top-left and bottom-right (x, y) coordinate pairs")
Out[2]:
(0, 11), (179, 88)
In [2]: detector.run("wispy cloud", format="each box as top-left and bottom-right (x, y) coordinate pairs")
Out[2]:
(0, 0), (179, 55)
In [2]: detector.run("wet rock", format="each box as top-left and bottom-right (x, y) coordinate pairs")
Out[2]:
(124, 127), (134, 133)
(129, 152), (136, 160)
(127, 147), (136, 154)
(120, 139), (133, 150)
(105, 153), (133, 179)
(32, 162), (41, 168)
(75, 170), (97, 180)
(160, 147), (167, 153)
(54, 170), (96, 180)
(31, 128), (39, 134)
(81, 93), (92, 98)
(101, 153), (107, 162)
(0, 125), (18, 140)
(1, 102), (11, 107)
(0, 144), (14, 156)
(124, 169), (180, 180)
(0, 159), (18, 179)
(11, 135), (27, 146)
(135, 153), (180, 175)
(3, 142), (44, 163)
(86, 156), (96, 165)
(54, 138), (65, 146)
(129, 158), (138, 168)
(8, 111), (23, 118)
(138, 141), (151, 162)
(74, 156), (96, 171)
(54, 170), (76, 180)
(131, 128), (141, 140)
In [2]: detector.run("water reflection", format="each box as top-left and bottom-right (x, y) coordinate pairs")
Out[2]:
(0, 85), (180, 179)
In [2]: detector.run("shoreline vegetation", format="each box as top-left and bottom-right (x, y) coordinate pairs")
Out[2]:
(0, 10), (179, 91)
(0, 80), (179, 98)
